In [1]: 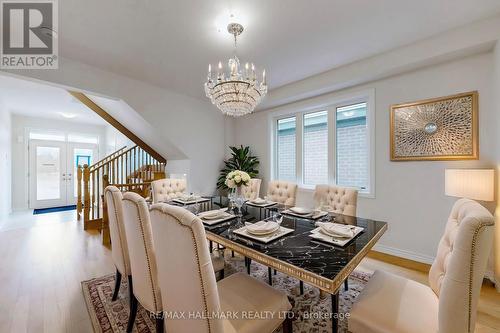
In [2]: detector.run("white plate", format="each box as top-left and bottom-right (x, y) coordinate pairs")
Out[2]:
(247, 225), (280, 236)
(290, 207), (313, 215)
(318, 225), (354, 238)
(251, 198), (267, 204)
(246, 223), (280, 236)
(233, 225), (295, 243)
(199, 209), (227, 220)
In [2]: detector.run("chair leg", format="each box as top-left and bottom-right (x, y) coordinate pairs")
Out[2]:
(246, 258), (251, 274)
(283, 315), (293, 333)
(156, 316), (164, 333)
(274, 269), (277, 275)
(128, 275), (134, 311)
(112, 269), (122, 301)
(268, 267), (272, 285)
(126, 294), (138, 333)
(220, 269), (225, 279)
(344, 279), (348, 291)
(231, 250), (234, 257)
(299, 281), (304, 295)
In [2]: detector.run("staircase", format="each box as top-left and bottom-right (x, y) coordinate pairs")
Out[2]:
(76, 144), (166, 244)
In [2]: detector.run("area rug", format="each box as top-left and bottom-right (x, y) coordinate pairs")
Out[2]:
(82, 254), (372, 333)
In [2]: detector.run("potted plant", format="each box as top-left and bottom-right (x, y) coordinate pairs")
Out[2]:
(217, 145), (259, 191)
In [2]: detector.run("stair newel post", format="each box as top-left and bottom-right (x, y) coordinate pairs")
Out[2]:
(77, 165), (83, 220)
(102, 174), (111, 246)
(83, 164), (91, 229)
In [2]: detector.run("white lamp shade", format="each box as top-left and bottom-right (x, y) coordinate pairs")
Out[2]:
(445, 169), (495, 201)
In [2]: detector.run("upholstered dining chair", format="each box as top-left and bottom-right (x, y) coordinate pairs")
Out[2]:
(151, 178), (187, 203)
(349, 198), (495, 333)
(313, 185), (358, 217)
(122, 192), (164, 333)
(241, 178), (262, 200)
(149, 202), (293, 333)
(104, 186), (131, 303)
(266, 180), (298, 206)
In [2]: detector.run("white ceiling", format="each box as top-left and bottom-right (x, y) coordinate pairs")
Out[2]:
(0, 75), (108, 125)
(59, 0), (500, 100)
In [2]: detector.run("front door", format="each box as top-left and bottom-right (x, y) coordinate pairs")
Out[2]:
(29, 140), (97, 209)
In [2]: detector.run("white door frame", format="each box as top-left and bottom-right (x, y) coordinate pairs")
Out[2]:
(29, 140), (98, 209)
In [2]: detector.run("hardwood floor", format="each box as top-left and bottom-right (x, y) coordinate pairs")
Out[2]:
(0, 210), (499, 332)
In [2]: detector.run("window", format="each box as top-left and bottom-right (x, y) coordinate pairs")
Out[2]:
(303, 111), (328, 185)
(276, 117), (296, 181)
(29, 131), (65, 142)
(336, 103), (368, 190)
(272, 91), (374, 195)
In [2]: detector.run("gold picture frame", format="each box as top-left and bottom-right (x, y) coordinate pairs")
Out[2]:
(390, 91), (478, 161)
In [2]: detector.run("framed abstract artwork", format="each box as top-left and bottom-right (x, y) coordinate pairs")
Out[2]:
(390, 91), (478, 161)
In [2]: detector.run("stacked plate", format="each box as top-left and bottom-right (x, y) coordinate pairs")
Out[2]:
(245, 221), (280, 236)
(198, 209), (234, 225)
(289, 207), (313, 215)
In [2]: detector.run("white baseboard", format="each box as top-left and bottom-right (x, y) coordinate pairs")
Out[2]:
(372, 244), (435, 265)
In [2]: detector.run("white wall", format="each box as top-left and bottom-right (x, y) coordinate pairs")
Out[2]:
(6, 57), (227, 195)
(0, 107), (11, 217)
(10, 115), (107, 210)
(104, 125), (134, 155)
(234, 52), (496, 263)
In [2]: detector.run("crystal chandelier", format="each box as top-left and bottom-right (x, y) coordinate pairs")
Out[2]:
(204, 23), (267, 117)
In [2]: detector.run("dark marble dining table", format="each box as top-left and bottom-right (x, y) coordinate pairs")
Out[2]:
(168, 196), (387, 333)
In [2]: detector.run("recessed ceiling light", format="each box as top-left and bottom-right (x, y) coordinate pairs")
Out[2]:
(59, 112), (77, 119)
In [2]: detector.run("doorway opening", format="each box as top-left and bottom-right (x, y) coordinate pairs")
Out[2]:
(29, 130), (98, 209)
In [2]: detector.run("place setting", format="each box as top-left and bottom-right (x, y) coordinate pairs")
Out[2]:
(171, 193), (210, 205)
(282, 206), (330, 220)
(309, 221), (364, 247)
(197, 207), (236, 226)
(232, 214), (295, 243)
(245, 196), (277, 208)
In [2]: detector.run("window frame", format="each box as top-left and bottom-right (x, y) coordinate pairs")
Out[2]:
(270, 89), (375, 198)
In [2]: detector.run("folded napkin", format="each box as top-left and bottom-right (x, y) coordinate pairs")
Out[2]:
(315, 222), (355, 238)
(252, 197), (267, 204)
(178, 194), (200, 201)
(245, 221), (279, 234)
(198, 208), (227, 219)
(289, 206), (313, 215)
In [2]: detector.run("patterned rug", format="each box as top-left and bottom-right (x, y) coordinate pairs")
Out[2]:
(82, 254), (372, 333)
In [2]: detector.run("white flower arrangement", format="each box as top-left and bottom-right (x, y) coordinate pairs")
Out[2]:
(225, 170), (250, 188)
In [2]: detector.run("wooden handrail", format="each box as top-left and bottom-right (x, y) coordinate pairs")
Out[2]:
(90, 145), (137, 172)
(89, 145), (127, 170)
(76, 143), (166, 241)
(69, 91), (166, 163)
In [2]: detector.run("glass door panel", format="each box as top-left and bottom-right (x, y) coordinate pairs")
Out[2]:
(30, 140), (67, 209)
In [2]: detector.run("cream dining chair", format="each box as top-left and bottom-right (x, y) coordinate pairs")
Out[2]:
(149, 203), (293, 333)
(311, 184), (358, 292)
(266, 180), (298, 206)
(122, 192), (164, 333)
(151, 178), (187, 203)
(349, 198), (495, 333)
(313, 184), (358, 217)
(104, 186), (132, 303)
(241, 178), (262, 200)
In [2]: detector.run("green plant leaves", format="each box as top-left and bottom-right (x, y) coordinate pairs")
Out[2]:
(217, 145), (259, 189)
